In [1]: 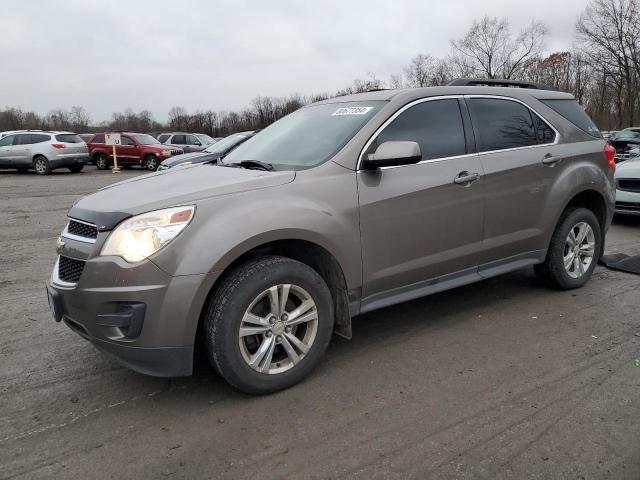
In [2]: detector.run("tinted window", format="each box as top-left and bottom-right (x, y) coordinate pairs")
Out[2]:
(158, 134), (170, 143)
(120, 136), (135, 146)
(14, 134), (33, 145)
(172, 134), (186, 144)
(532, 112), (556, 144)
(92, 134), (105, 143)
(541, 99), (601, 138)
(185, 135), (199, 145)
(55, 134), (83, 143)
(369, 99), (467, 161)
(0, 135), (16, 146)
(469, 98), (537, 152)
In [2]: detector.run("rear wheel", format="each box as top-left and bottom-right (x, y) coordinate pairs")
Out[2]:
(204, 256), (334, 395)
(68, 164), (84, 173)
(535, 207), (601, 289)
(144, 155), (159, 171)
(95, 154), (110, 170)
(33, 156), (51, 175)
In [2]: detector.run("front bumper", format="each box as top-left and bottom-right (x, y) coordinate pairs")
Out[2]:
(615, 188), (640, 215)
(48, 248), (218, 377)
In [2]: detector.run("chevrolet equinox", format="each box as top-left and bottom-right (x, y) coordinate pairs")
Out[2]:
(48, 80), (615, 394)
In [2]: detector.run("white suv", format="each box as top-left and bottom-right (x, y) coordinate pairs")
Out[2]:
(0, 131), (89, 174)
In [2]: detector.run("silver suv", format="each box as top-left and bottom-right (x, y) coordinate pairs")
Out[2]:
(158, 132), (214, 153)
(0, 131), (88, 174)
(48, 80), (615, 394)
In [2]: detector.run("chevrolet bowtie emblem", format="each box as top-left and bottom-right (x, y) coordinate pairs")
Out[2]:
(56, 237), (65, 255)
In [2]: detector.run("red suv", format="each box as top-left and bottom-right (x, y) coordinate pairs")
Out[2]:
(87, 132), (184, 171)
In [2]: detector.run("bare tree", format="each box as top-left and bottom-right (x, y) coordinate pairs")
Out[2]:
(451, 16), (548, 79)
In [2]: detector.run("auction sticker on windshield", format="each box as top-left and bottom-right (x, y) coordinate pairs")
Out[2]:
(332, 106), (373, 116)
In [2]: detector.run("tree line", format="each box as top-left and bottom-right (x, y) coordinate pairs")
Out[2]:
(1, 0), (638, 136)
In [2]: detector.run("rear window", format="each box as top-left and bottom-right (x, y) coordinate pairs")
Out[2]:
(541, 100), (601, 138)
(92, 134), (105, 143)
(55, 134), (83, 143)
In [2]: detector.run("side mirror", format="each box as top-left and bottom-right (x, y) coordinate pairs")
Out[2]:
(362, 141), (422, 169)
(194, 141), (202, 146)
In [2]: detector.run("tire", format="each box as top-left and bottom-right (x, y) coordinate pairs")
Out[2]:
(68, 164), (84, 173)
(204, 256), (334, 395)
(95, 154), (110, 170)
(33, 156), (51, 175)
(144, 155), (159, 171)
(535, 207), (602, 290)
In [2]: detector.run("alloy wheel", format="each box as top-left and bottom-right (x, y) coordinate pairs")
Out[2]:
(238, 284), (318, 375)
(563, 222), (595, 279)
(34, 158), (47, 174)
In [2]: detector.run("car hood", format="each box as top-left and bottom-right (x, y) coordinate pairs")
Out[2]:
(69, 165), (295, 230)
(615, 158), (640, 178)
(161, 151), (213, 167)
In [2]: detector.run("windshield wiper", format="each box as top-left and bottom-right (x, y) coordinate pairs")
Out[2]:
(226, 160), (273, 171)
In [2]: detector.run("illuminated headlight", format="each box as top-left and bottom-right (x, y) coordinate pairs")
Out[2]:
(100, 206), (195, 263)
(161, 149), (171, 156)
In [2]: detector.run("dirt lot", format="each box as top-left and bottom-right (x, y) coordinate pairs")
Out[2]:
(1, 167), (639, 479)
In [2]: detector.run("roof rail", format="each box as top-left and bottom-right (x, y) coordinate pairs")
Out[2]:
(446, 78), (554, 90)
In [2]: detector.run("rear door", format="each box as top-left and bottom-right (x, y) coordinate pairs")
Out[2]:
(357, 97), (485, 307)
(11, 134), (32, 164)
(465, 96), (560, 273)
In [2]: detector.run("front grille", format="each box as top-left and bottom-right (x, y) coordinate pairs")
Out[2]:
(615, 201), (640, 212)
(58, 256), (85, 283)
(617, 178), (640, 193)
(67, 219), (98, 239)
(170, 149), (182, 156)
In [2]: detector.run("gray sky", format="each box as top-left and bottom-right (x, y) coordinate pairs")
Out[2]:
(2, 0), (586, 123)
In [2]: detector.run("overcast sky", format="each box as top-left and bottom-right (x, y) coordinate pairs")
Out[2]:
(2, 0), (587, 123)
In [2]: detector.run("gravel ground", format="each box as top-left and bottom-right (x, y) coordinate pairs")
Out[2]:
(1, 167), (639, 480)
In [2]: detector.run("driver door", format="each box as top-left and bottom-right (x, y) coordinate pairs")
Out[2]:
(357, 97), (485, 309)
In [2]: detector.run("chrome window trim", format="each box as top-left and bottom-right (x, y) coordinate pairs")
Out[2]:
(62, 217), (97, 244)
(51, 257), (78, 289)
(356, 94), (561, 171)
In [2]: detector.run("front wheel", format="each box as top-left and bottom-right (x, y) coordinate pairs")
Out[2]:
(535, 207), (602, 289)
(204, 256), (334, 395)
(144, 155), (159, 171)
(95, 154), (110, 170)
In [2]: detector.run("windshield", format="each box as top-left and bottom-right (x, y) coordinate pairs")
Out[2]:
(223, 101), (384, 169)
(196, 134), (215, 144)
(615, 129), (640, 139)
(133, 134), (160, 145)
(204, 133), (249, 154)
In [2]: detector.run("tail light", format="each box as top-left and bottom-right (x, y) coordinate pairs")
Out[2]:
(51, 143), (66, 149)
(604, 144), (616, 171)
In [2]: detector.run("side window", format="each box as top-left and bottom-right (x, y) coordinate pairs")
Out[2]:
(172, 134), (186, 144)
(185, 135), (199, 145)
(469, 98), (537, 152)
(92, 134), (105, 144)
(158, 134), (170, 143)
(532, 112), (556, 144)
(369, 99), (467, 161)
(120, 136), (134, 146)
(0, 135), (16, 147)
(14, 134), (32, 145)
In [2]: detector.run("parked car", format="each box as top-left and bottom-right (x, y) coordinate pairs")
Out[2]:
(1, 130), (27, 139)
(48, 79), (614, 394)
(609, 127), (640, 161)
(87, 132), (183, 171)
(614, 152), (640, 215)
(0, 131), (88, 174)
(157, 132), (216, 153)
(157, 131), (256, 171)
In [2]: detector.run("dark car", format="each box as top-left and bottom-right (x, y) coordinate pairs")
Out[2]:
(157, 131), (255, 170)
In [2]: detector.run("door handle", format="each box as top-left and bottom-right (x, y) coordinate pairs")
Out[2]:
(542, 153), (564, 165)
(454, 171), (480, 185)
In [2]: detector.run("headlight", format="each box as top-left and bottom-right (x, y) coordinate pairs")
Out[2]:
(161, 149), (171, 156)
(100, 206), (195, 263)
